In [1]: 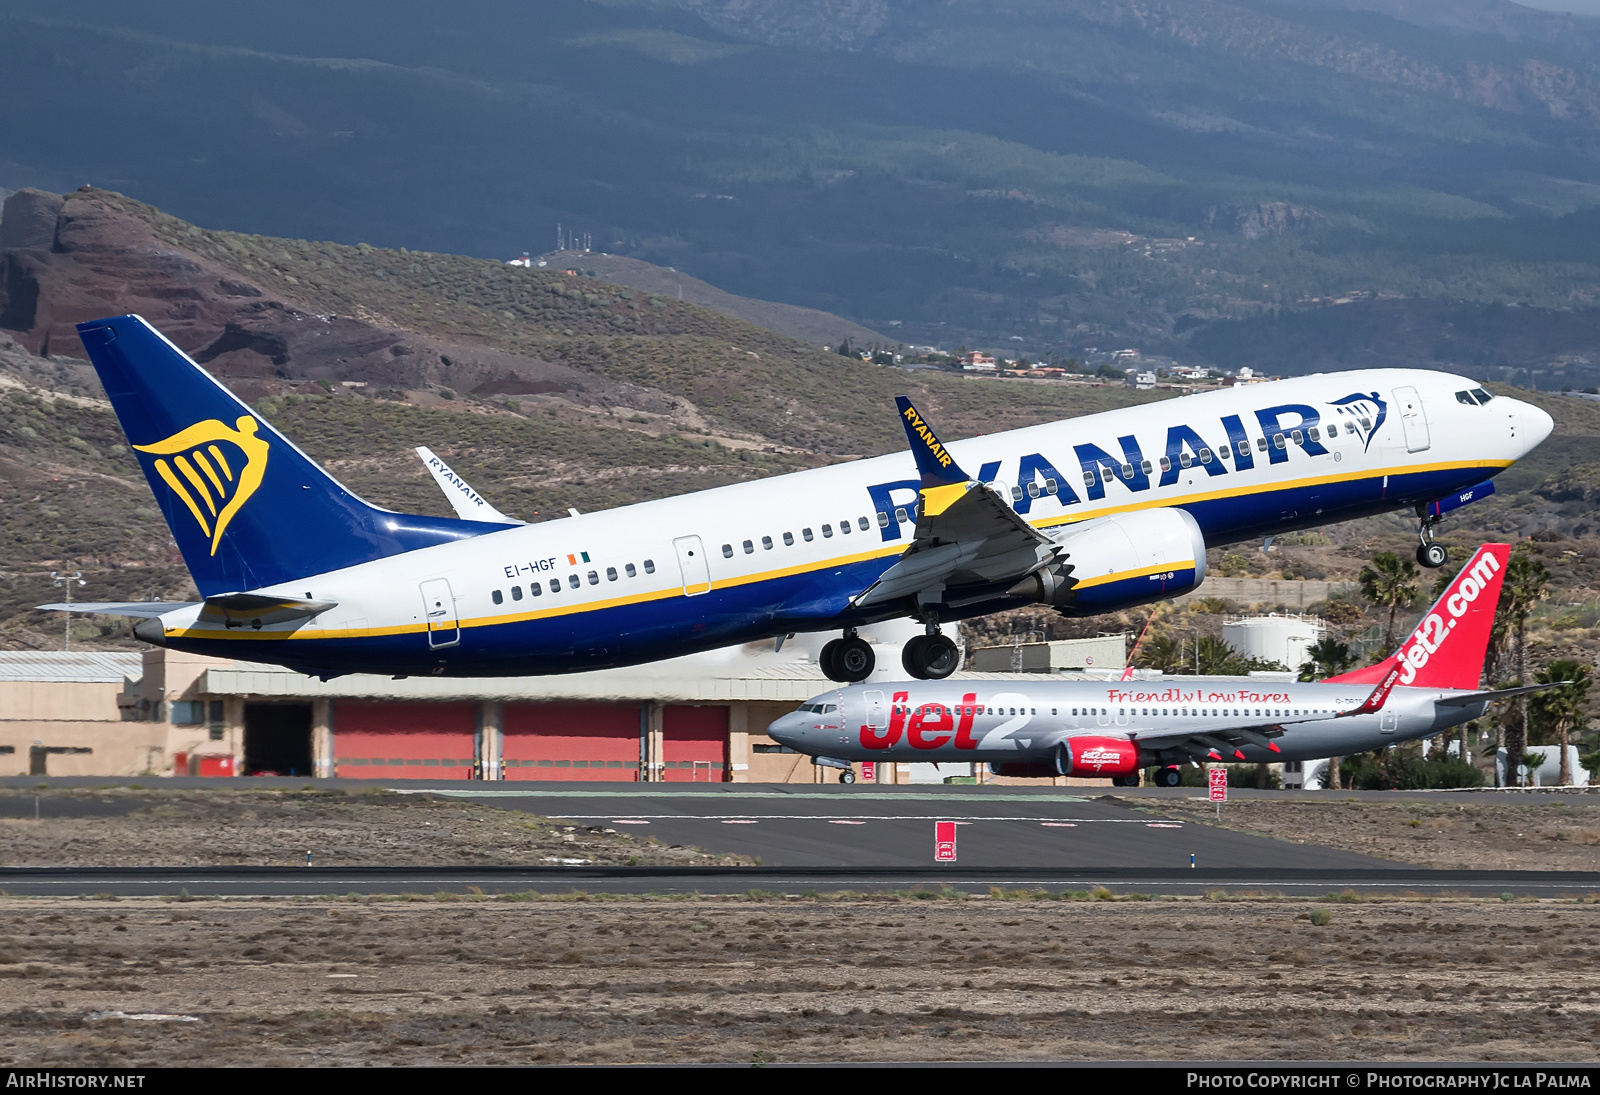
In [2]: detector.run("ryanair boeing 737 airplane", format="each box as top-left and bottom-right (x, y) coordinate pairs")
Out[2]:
(46, 314), (1552, 683)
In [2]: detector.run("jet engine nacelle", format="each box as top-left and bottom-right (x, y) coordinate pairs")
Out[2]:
(1057, 736), (1142, 778)
(1009, 507), (1207, 615)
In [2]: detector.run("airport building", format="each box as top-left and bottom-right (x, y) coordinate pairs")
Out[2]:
(0, 631), (1131, 786)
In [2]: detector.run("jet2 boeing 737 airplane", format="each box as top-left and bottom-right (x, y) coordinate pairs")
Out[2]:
(47, 314), (1551, 683)
(768, 543), (1542, 784)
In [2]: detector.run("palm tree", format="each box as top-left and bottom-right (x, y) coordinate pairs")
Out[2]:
(1530, 659), (1592, 787)
(1298, 637), (1354, 682)
(1497, 547), (1550, 785)
(1137, 632), (1184, 674)
(1359, 551), (1419, 652)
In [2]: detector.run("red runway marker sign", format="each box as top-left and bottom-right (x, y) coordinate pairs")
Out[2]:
(1208, 766), (1228, 802)
(934, 820), (957, 862)
(861, 761), (876, 782)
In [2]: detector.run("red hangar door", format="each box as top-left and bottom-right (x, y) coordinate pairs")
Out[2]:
(502, 703), (643, 781)
(332, 702), (476, 779)
(663, 705), (729, 782)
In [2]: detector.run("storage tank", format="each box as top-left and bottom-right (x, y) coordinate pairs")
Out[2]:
(1221, 614), (1324, 672)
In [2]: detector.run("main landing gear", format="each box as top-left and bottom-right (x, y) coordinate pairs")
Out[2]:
(1416, 516), (1448, 569)
(903, 624), (960, 681)
(1154, 766), (1183, 788)
(820, 631), (875, 683)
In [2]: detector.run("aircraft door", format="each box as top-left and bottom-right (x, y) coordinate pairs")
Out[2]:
(672, 535), (712, 596)
(1394, 386), (1431, 453)
(1114, 706), (1132, 727)
(1096, 706), (1112, 728)
(420, 578), (460, 649)
(1380, 708), (1399, 735)
(863, 690), (887, 729)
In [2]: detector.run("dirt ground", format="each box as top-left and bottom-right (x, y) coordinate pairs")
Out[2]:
(1141, 795), (1600, 871)
(0, 788), (753, 868)
(0, 894), (1597, 1064)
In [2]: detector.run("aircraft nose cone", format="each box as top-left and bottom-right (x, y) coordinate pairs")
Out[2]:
(1522, 401), (1554, 449)
(767, 712), (805, 748)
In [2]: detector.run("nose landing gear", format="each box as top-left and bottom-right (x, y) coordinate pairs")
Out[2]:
(1415, 515), (1448, 569)
(820, 631), (876, 683)
(903, 624), (960, 680)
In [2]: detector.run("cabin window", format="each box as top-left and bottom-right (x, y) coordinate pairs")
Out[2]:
(1082, 471), (1096, 488)
(606, 567), (617, 581)
(511, 586), (523, 601)
(1198, 448), (1212, 464)
(1359, 416), (1372, 430)
(549, 579), (561, 594)
(567, 574), (580, 589)
(643, 559), (655, 573)
(722, 544), (734, 558)
(1290, 429), (1303, 445)
(1274, 434), (1287, 450)
(1159, 456), (1171, 473)
(1045, 478), (1059, 494)
(858, 516), (870, 531)
(875, 512), (888, 528)
(803, 528), (814, 541)
(822, 524), (833, 538)
(894, 507), (908, 524)
(762, 535), (773, 550)
(1179, 452), (1192, 468)
(625, 563), (636, 578)
(1237, 440), (1250, 456)
(783, 531), (794, 546)
(743, 540), (754, 554)
(1256, 437), (1268, 451)
(1309, 426), (1321, 441)
(587, 571), (599, 585)
(491, 590), (503, 605)
(1139, 461), (1153, 475)
(1012, 485), (1025, 502)
(1325, 424), (1337, 437)
(1026, 482), (1041, 498)
(530, 583), (542, 597)
(839, 518), (852, 535)
(1121, 463), (1134, 479)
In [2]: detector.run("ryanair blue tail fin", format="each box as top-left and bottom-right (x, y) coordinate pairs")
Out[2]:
(78, 315), (510, 597)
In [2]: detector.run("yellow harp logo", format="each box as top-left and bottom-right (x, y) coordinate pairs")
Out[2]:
(135, 416), (270, 555)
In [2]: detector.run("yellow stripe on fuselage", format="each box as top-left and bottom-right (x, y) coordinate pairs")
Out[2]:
(160, 457), (1500, 642)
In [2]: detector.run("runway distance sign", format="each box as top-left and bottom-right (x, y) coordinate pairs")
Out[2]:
(1208, 767), (1228, 803)
(934, 820), (957, 862)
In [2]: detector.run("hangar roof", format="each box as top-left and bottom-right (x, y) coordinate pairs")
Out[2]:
(0, 650), (143, 683)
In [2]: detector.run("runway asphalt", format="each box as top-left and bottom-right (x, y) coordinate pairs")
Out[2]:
(412, 786), (1388, 869)
(0, 864), (1596, 898)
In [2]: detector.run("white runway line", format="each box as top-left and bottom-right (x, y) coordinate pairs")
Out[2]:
(548, 814), (1184, 823)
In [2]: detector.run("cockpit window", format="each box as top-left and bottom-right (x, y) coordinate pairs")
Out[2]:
(1471, 387), (1493, 404)
(1456, 390), (1476, 406)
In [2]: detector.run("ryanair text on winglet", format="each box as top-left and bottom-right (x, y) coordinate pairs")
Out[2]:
(902, 406), (953, 469)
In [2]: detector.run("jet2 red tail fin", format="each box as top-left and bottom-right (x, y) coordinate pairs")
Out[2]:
(1326, 543), (1511, 692)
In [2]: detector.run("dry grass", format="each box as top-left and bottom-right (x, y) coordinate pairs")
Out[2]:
(0, 895), (1596, 1064)
(1146, 796), (1600, 871)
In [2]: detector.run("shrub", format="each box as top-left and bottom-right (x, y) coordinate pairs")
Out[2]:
(1340, 752), (1485, 790)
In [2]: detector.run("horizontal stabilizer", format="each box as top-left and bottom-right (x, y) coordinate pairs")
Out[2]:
(1435, 682), (1568, 707)
(202, 593), (338, 620)
(36, 601), (197, 619)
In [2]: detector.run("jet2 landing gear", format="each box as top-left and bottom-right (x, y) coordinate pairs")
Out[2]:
(903, 625), (960, 680)
(1416, 516), (1448, 569)
(838, 769), (856, 784)
(820, 631), (875, 683)
(1154, 766), (1182, 788)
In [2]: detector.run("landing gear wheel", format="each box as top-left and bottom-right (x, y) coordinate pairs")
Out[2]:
(903, 634), (960, 680)
(819, 638), (845, 682)
(1417, 542), (1448, 569)
(836, 637), (875, 682)
(839, 769), (856, 784)
(1112, 774), (1140, 787)
(1156, 766), (1183, 788)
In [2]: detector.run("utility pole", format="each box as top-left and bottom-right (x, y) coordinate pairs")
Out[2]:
(50, 568), (85, 651)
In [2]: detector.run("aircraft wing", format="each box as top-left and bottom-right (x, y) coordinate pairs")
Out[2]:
(416, 446), (522, 524)
(1131, 721), (1288, 761)
(37, 601), (198, 619)
(852, 397), (1058, 609)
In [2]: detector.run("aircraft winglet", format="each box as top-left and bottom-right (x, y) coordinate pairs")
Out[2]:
(895, 396), (969, 489)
